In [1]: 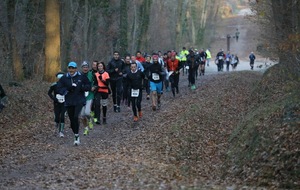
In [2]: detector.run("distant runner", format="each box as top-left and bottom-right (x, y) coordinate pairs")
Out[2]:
(249, 52), (256, 70)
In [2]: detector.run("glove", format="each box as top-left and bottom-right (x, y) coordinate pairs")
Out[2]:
(72, 83), (77, 87)
(98, 75), (102, 80)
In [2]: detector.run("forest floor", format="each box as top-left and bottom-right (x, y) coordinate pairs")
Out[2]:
(0, 7), (299, 190)
(0, 71), (269, 190)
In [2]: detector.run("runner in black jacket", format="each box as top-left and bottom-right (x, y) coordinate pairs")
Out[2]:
(48, 72), (66, 137)
(106, 51), (125, 112)
(126, 62), (145, 121)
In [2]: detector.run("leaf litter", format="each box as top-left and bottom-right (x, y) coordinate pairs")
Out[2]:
(0, 71), (299, 189)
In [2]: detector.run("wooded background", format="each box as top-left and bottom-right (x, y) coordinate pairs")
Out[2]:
(0, 0), (299, 82)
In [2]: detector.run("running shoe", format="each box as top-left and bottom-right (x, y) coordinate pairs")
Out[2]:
(146, 95), (150, 100)
(191, 85), (196, 90)
(116, 106), (121, 112)
(74, 135), (80, 145)
(152, 105), (156, 111)
(138, 111), (143, 118)
(83, 127), (89, 136)
(59, 132), (64, 138)
(102, 117), (107, 125)
(133, 116), (138, 122)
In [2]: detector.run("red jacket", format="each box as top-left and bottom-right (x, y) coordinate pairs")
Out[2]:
(136, 56), (145, 63)
(167, 59), (180, 72)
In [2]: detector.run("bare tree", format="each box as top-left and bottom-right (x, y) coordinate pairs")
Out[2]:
(250, 0), (300, 78)
(44, 0), (60, 82)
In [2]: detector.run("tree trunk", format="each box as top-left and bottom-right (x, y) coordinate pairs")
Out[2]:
(175, 0), (183, 51)
(119, 0), (128, 56)
(12, 34), (24, 81)
(83, 0), (89, 61)
(44, 0), (60, 82)
(15, 0), (28, 80)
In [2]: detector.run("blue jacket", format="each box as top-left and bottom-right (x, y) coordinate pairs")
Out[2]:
(57, 72), (91, 106)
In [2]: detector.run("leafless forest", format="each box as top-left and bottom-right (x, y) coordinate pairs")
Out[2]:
(0, 0), (299, 189)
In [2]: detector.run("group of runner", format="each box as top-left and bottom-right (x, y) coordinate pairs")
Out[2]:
(215, 49), (240, 72)
(47, 48), (217, 145)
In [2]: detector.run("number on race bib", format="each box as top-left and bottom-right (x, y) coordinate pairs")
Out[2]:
(218, 56), (223, 60)
(152, 73), (160, 80)
(131, 89), (140, 97)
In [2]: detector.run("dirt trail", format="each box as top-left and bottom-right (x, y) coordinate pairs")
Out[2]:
(209, 9), (258, 59)
(206, 8), (274, 73)
(0, 70), (264, 189)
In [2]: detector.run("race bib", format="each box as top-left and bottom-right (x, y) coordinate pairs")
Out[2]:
(56, 94), (65, 103)
(218, 56), (223, 60)
(152, 73), (160, 80)
(131, 89), (140, 97)
(226, 57), (230, 61)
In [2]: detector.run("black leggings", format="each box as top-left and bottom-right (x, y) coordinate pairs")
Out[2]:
(110, 78), (123, 106)
(143, 79), (150, 95)
(54, 102), (66, 124)
(66, 104), (83, 134)
(218, 60), (224, 71)
(130, 90), (142, 116)
(94, 92), (108, 121)
(188, 68), (196, 85)
(169, 74), (179, 91)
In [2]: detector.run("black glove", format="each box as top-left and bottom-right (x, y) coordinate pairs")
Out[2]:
(98, 75), (102, 80)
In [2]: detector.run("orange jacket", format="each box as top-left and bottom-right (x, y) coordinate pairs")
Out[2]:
(95, 72), (110, 93)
